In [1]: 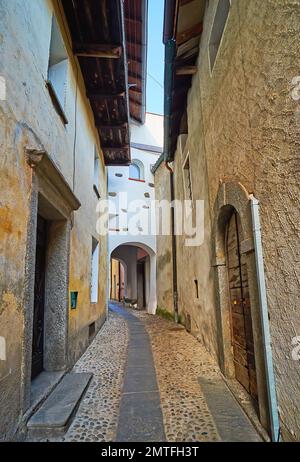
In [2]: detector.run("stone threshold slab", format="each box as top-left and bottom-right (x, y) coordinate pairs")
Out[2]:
(27, 372), (92, 437)
(198, 376), (262, 442)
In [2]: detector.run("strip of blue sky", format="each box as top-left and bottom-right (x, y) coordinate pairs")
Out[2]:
(146, 0), (164, 115)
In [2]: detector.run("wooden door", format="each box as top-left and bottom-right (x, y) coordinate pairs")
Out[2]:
(31, 215), (47, 379)
(226, 211), (258, 407)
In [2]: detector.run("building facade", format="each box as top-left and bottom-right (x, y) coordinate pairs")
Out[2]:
(155, 0), (300, 441)
(0, 0), (146, 441)
(108, 113), (163, 314)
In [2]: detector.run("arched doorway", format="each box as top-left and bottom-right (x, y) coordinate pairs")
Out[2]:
(109, 242), (157, 314)
(213, 181), (279, 437)
(226, 210), (258, 410)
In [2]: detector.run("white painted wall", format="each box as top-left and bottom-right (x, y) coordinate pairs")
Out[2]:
(108, 113), (163, 314)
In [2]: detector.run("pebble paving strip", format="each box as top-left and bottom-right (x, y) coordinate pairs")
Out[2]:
(58, 312), (128, 442)
(131, 310), (221, 442)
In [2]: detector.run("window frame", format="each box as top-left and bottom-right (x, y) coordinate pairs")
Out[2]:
(90, 237), (100, 304)
(182, 151), (193, 203)
(208, 0), (231, 74)
(46, 15), (69, 125)
(93, 147), (101, 199)
(128, 159), (145, 182)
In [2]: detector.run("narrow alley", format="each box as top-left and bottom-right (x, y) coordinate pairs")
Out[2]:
(27, 303), (263, 443)
(1, 0), (300, 448)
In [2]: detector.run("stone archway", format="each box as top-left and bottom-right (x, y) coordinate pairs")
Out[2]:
(212, 181), (270, 432)
(109, 242), (157, 314)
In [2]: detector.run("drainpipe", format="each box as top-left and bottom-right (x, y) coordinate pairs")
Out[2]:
(164, 39), (176, 164)
(250, 196), (280, 442)
(165, 161), (179, 323)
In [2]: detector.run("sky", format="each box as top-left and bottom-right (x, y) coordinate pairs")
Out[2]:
(146, 0), (164, 115)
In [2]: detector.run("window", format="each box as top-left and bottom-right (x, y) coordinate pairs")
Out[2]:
(47, 16), (68, 120)
(129, 163), (141, 180)
(183, 154), (193, 201)
(129, 159), (145, 181)
(89, 322), (96, 338)
(209, 0), (230, 72)
(93, 147), (100, 198)
(194, 280), (199, 299)
(91, 237), (99, 303)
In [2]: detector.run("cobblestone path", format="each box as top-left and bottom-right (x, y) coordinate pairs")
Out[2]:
(51, 310), (128, 442)
(34, 302), (261, 442)
(131, 309), (220, 442)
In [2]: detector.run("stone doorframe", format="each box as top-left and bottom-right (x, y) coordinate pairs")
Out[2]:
(22, 146), (81, 412)
(212, 181), (270, 432)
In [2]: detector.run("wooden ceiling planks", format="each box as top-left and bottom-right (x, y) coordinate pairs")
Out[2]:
(62, 0), (148, 165)
(124, 0), (147, 125)
(163, 0), (206, 160)
(62, 0), (129, 164)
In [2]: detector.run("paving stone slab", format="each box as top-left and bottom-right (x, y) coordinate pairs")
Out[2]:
(123, 368), (158, 393)
(27, 372), (93, 435)
(198, 377), (262, 442)
(117, 391), (165, 442)
(112, 303), (166, 442)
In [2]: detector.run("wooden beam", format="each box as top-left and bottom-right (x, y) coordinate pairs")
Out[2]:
(179, 0), (195, 5)
(97, 123), (128, 130)
(129, 87), (142, 95)
(102, 146), (130, 152)
(127, 54), (142, 65)
(73, 43), (122, 59)
(105, 161), (130, 166)
(128, 71), (143, 81)
(126, 40), (142, 48)
(176, 22), (203, 46)
(88, 92), (125, 100)
(176, 65), (197, 75)
(125, 16), (142, 24)
(129, 97), (142, 106)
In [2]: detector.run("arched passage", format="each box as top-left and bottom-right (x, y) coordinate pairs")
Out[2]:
(109, 242), (157, 314)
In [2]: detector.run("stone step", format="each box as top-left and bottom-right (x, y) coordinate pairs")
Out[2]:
(27, 372), (92, 438)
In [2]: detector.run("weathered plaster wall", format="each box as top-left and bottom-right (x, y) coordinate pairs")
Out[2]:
(155, 0), (300, 440)
(154, 163), (173, 314)
(0, 0), (107, 440)
(107, 113), (163, 314)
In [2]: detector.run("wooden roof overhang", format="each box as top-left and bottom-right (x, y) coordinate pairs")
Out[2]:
(163, 0), (206, 161)
(62, 0), (148, 166)
(125, 0), (148, 125)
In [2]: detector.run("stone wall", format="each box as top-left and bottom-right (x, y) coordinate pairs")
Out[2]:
(154, 163), (174, 315)
(155, 0), (300, 440)
(0, 0), (107, 439)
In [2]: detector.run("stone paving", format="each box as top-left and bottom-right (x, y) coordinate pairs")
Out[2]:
(36, 311), (129, 442)
(29, 303), (261, 442)
(131, 309), (221, 442)
(111, 304), (165, 442)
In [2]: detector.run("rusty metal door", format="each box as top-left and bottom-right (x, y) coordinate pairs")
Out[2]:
(226, 211), (258, 407)
(31, 215), (47, 379)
